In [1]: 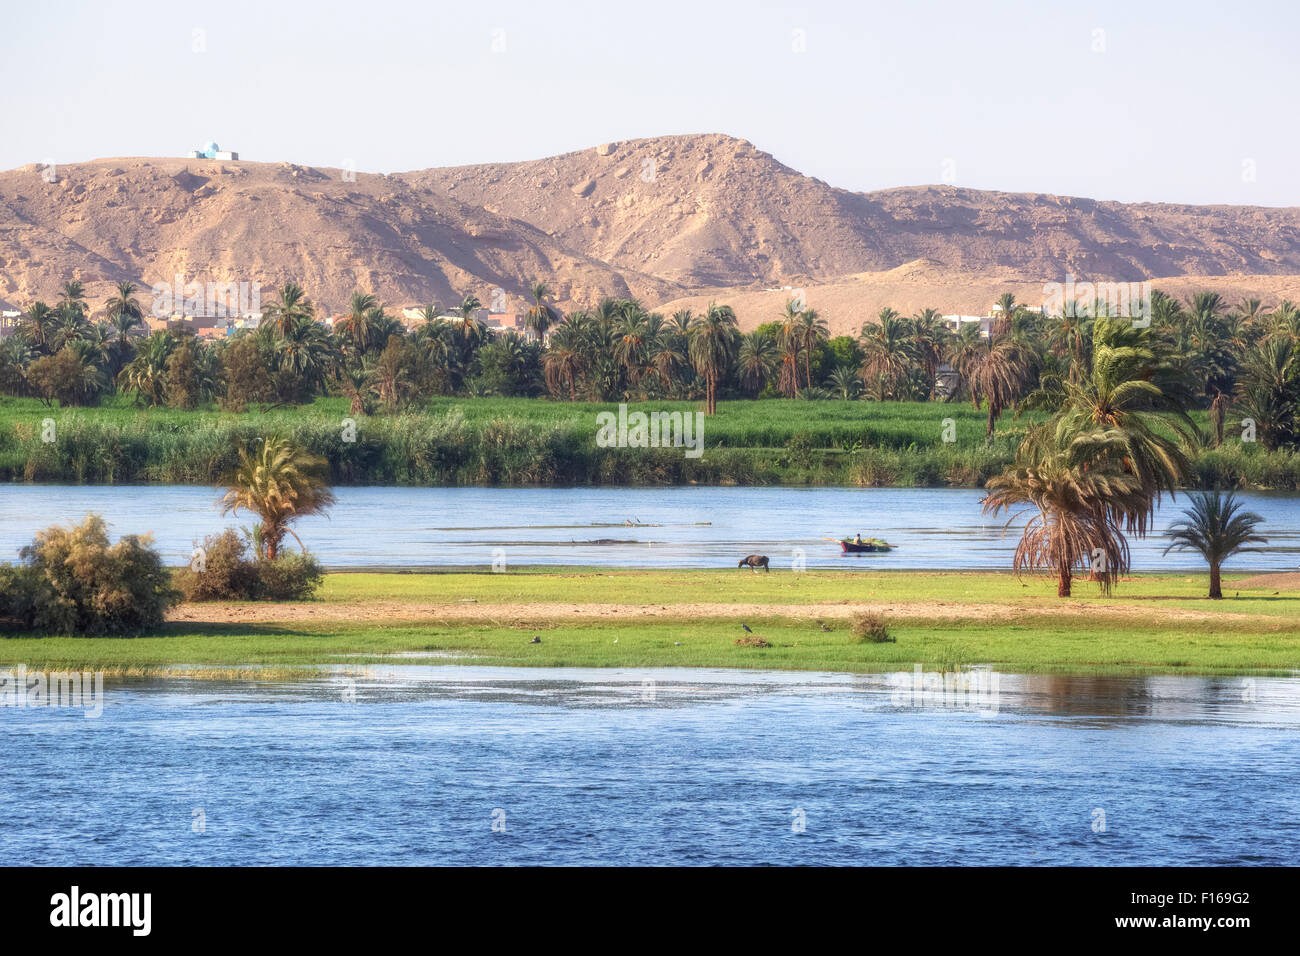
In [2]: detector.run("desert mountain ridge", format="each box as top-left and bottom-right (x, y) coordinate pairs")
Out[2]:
(3, 133), (1299, 329)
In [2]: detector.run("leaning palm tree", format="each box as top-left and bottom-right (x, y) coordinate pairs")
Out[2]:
(688, 302), (739, 415)
(1051, 317), (1196, 532)
(220, 436), (336, 561)
(983, 427), (1145, 596)
(1163, 491), (1268, 599)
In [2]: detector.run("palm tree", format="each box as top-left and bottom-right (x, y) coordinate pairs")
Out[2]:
(1048, 309), (1091, 381)
(1163, 491), (1267, 599)
(859, 310), (915, 401)
(336, 290), (379, 354)
(457, 293), (486, 344)
(993, 292), (1020, 335)
(947, 322), (985, 407)
(1233, 338), (1299, 450)
(613, 304), (651, 386)
(1051, 318), (1195, 531)
(778, 298), (803, 397)
(367, 310), (403, 345)
(419, 301), (442, 326)
(542, 319), (586, 400)
(1268, 301), (1300, 345)
(1188, 291), (1225, 318)
(828, 365), (861, 400)
(737, 330), (778, 396)
(525, 282), (558, 341)
(796, 307), (829, 389)
(645, 315), (687, 396)
(20, 301), (57, 354)
(983, 427), (1145, 596)
(688, 302), (739, 415)
(910, 308), (949, 397)
(262, 283), (315, 336)
(335, 363), (375, 416)
(1237, 297), (1264, 324)
(51, 302), (89, 350)
(670, 308), (694, 337)
(58, 280), (88, 317)
(117, 330), (176, 406)
(104, 282), (145, 377)
(105, 281), (143, 334)
(964, 331), (1032, 437)
(220, 436), (336, 561)
(276, 315), (333, 398)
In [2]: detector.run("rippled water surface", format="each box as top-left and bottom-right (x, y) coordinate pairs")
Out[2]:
(3, 668), (1298, 865)
(2, 485), (1298, 570)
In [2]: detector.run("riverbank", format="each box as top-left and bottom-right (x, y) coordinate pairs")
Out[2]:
(3, 570), (1298, 676)
(4, 395), (1296, 488)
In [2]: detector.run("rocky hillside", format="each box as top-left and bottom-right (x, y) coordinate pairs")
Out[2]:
(3, 134), (1299, 316)
(0, 157), (674, 313)
(407, 133), (1300, 288)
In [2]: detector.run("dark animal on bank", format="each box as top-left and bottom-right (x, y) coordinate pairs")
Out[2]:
(738, 555), (770, 573)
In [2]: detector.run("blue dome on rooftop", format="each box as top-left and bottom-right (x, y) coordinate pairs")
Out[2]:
(204, 141), (219, 153)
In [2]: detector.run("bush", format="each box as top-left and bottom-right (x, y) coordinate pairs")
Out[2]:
(254, 551), (324, 601)
(173, 530), (323, 602)
(172, 529), (260, 601)
(784, 430), (818, 468)
(851, 612), (894, 643)
(0, 514), (177, 635)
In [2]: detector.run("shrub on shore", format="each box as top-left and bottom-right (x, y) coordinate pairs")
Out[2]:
(851, 612), (894, 643)
(173, 529), (323, 602)
(0, 514), (177, 635)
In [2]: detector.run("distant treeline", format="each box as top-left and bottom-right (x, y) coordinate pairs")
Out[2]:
(2, 282), (1298, 446)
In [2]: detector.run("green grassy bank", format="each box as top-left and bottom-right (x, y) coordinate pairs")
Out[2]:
(2, 570), (1297, 677)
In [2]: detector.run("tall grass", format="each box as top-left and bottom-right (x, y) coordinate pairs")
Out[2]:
(0, 394), (1288, 488)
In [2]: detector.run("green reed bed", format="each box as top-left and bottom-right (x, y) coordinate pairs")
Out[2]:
(1, 395), (1290, 489)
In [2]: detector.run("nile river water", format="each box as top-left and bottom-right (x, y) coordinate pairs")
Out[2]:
(2, 484), (1299, 571)
(3, 667), (1297, 865)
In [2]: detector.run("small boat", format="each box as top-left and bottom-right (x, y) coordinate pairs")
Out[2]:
(839, 538), (894, 554)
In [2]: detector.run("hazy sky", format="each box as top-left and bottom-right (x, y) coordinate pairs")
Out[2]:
(3, 0), (1296, 205)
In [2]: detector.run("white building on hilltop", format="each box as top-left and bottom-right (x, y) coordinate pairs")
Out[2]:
(188, 141), (239, 160)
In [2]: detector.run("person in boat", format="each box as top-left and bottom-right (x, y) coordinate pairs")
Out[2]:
(853, 533), (863, 545)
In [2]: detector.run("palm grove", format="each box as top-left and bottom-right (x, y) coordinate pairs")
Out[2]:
(0, 279), (1291, 606)
(2, 283), (1295, 437)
